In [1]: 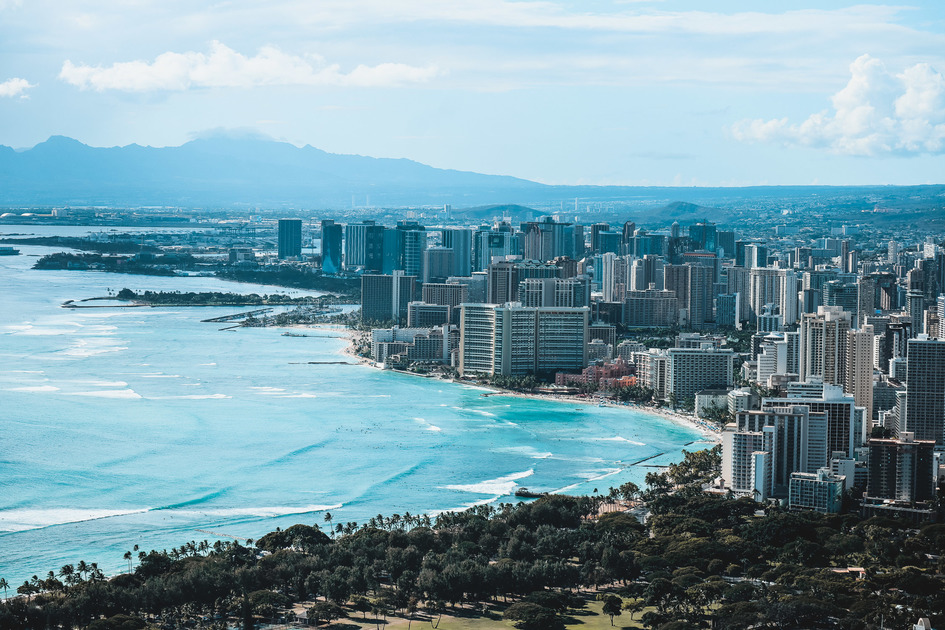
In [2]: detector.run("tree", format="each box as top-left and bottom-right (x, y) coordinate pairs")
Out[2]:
(406, 596), (420, 630)
(123, 551), (133, 573)
(307, 601), (342, 626)
(503, 602), (564, 630)
(424, 599), (445, 629)
(324, 512), (333, 538)
(601, 594), (623, 626)
(625, 598), (645, 620)
(351, 595), (372, 619)
(0, 577), (7, 599)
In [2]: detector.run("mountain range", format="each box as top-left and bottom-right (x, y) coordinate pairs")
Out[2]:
(1, 136), (941, 216)
(0, 135), (546, 208)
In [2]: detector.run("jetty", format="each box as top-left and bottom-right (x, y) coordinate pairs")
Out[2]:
(201, 308), (272, 323)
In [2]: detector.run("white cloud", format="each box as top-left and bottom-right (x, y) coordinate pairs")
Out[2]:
(59, 41), (439, 92)
(732, 55), (945, 155)
(0, 77), (34, 98)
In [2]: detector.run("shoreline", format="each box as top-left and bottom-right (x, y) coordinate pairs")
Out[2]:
(318, 323), (721, 445)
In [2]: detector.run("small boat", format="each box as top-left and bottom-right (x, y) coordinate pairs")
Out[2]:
(514, 487), (547, 499)
(0, 246), (20, 256)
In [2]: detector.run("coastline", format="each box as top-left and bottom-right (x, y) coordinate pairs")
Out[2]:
(319, 323), (721, 445)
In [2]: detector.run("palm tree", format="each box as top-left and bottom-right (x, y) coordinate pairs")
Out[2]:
(58, 564), (74, 587)
(0, 577), (8, 599)
(324, 512), (333, 537)
(77, 560), (89, 581)
(124, 551), (133, 573)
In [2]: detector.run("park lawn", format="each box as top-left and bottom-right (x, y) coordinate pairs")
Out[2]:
(315, 596), (653, 630)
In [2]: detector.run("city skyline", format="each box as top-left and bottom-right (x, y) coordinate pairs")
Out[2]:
(1, 1), (945, 187)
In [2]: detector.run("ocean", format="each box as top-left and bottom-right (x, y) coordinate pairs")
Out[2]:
(0, 226), (707, 587)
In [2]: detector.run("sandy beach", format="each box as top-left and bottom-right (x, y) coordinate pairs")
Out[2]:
(318, 323), (722, 445)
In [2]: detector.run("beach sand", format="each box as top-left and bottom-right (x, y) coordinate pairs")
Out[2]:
(306, 322), (722, 445)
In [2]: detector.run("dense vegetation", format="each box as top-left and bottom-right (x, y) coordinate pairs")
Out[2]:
(0, 236), (160, 255)
(1, 448), (943, 630)
(217, 268), (361, 297)
(33, 253), (182, 275)
(112, 289), (325, 306)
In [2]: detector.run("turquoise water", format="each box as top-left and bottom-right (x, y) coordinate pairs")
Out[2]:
(0, 228), (706, 587)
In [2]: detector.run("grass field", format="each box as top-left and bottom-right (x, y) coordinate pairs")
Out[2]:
(296, 595), (652, 630)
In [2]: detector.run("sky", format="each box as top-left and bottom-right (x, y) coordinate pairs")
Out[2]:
(1, 0), (945, 186)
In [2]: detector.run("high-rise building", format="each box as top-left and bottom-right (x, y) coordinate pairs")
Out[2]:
(688, 221), (717, 252)
(666, 345), (735, 403)
(441, 228), (473, 277)
(763, 380), (862, 459)
(824, 281), (859, 326)
(422, 247), (455, 284)
(625, 287), (678, 328)
(518, 277), (589, 308)
(717, 230), (736, 259)
(319, 219), (342, 272)
(344, 220), (385, 272)
(399, 223), (427, 278)
(278, 218), (303, 260)
(422, 283), (469, 325)
(597, 253), (618, 302)
(360, 271), (417, 324)
(748, 267), (797, 325)
(521, 217), (580, 261)
(722, 406), (829, 500)
(867, 432), (936, 503)
(716, 293), (740, 328)
(788, 469), (845, 513)
(458, 304), (589, 376)
(406, 302), (451, 328)
(902, 334), (945, 444)
(845, 325), (875, 422)
(666, 263), (715, 329)
(474, 223), (520, 271)
(799, 306), (852, 386)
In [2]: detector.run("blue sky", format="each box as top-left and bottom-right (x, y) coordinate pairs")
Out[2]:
(1, 0), (944, 186)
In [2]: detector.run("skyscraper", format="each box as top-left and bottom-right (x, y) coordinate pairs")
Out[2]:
(845, 325), (875, 422)
(361, 271), (417, 325)
(319, 219), (343, 273)
(278, 218), (303, 260)
(442, 228), (473, 277)
(867, 432), (936, 503)
(902, 334), (945, 444)
(799, 306), (851, 386)
(458, 304), (588, 376)
(344, 220), (385, 272)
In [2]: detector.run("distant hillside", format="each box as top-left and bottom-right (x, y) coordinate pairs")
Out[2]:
(0, 135), (544, 208)
(452, 204), (546, 223)
(1, 135), (943, 213)
(650, 200), (732, 223)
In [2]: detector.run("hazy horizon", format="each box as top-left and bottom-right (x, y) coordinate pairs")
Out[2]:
(1, 1), (945, 187)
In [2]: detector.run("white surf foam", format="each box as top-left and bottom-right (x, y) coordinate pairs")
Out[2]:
(574, 468), (622, 482)
(69, 380), (128, 387)
(149, 394), (231, 400)
(67, 389), (142, 399)
(172, 504), (343, 519)
(443, 469), (534, 495)
(62, 339), (128, 357)
(413, 417), (443, 432)
(7, 385), (59, 392)
(0, 507), (151, 533)
(493, 446), (552, 459)
(598, 436), (647, 446)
